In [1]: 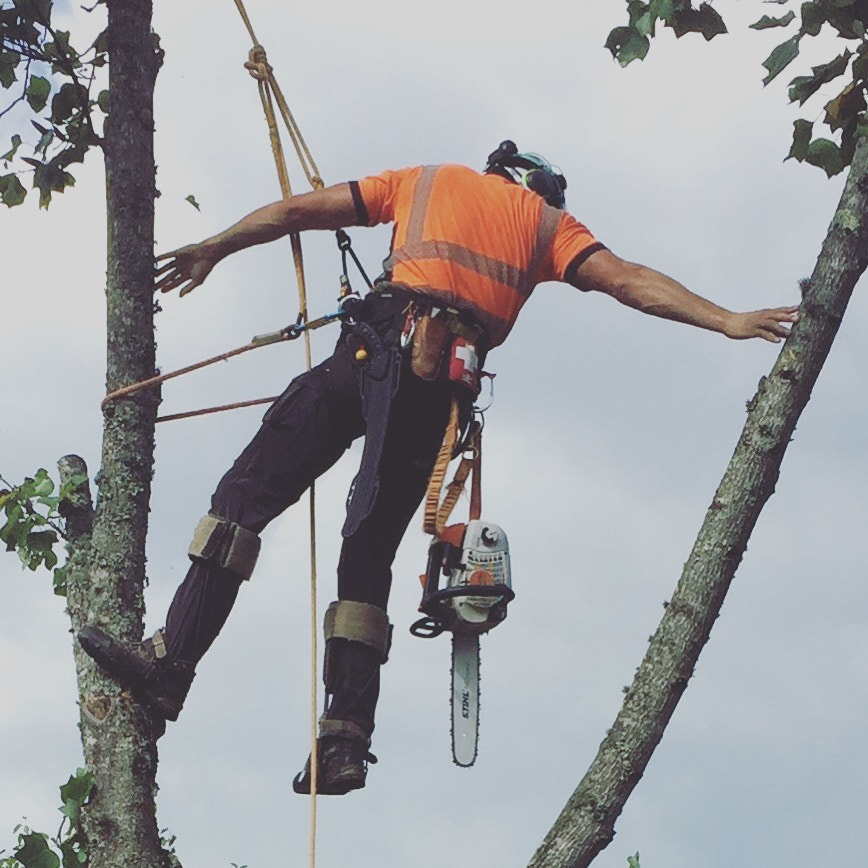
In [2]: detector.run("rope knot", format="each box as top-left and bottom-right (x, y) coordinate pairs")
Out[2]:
(244, 44), (271, 81)
(311, 176), (325, 190)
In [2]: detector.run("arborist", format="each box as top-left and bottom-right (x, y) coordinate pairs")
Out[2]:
(78, 141), (799, 795)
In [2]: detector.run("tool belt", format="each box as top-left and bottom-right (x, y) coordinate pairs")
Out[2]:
(369, 284), (487, 395)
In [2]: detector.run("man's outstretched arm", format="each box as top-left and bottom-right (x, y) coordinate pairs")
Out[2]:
(155, 183), (358, 297)
(571, 248), (799, 343)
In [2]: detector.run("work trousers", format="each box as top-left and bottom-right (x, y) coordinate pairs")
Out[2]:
(164, 291), (468, 735)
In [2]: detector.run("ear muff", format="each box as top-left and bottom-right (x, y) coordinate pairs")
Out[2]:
(522, 167), (567, 208)
(483, 140), (567, 208)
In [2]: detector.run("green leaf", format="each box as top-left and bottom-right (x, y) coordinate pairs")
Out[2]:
(0, 49), (20, 89)
(59, 841), (85, 868)
(25, 75), (51, 112)
(13, 833), (60, 868)
(824, 82), (866, 130)
(52, 561), (70, 596)
(0, 173), (27, 206)
(605, 25), (650, 66)
(96, 89), (109, 114)
(634, 9), (654, 37)
(787, 118), (813, 161)
(750, 11), (796, 30)
(32, 469), (55, 498)
(184, 194), (201, 211)
(51, 82), (85, 125)
(826, 5), (863, 38)
(59, 769), (93, 812)
(799, 1), (825, 37)
(649, 0), (674, 22)
(670, 3), (728, 40)
(806, 137), (845, 176)
(32, 0), (54, 25)
(2, 134), (22, 162)
(762, 34), (801, 85)
(788, 50), (851, 105)
(626, 0), (648, 26)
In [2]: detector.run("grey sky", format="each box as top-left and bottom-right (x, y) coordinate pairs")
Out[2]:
(2, 1), (866, 866)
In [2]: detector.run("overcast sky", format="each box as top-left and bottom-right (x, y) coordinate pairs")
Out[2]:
(2, 1), (867, 866)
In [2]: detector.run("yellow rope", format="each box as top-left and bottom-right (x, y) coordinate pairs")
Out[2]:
(231, 2), (323, 861)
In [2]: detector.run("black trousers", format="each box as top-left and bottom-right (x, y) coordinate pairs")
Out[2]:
(164, 292), (466, 734)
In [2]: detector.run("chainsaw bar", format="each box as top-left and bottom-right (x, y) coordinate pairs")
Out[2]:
(450, 631), (480, 767)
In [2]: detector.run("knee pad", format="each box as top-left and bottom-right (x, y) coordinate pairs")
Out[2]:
(188, 514), (261, 582)
(322, 600), (392, 692)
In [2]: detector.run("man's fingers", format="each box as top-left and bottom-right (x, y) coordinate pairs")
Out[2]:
(155, 248), (185, 263)
(154, 272), (178, 291)
(154, 259), (178, 277)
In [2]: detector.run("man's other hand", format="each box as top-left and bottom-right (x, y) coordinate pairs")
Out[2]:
(155, 243), (218, 297)
(724, 306), (801, 342)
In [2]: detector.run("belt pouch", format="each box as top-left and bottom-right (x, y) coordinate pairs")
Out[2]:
(411, 314), (451, 381)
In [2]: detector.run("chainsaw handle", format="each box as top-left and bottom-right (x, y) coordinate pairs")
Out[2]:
(409, 617), (445, 639)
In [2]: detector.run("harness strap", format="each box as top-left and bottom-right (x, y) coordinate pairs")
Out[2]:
(341, 321), (404, 538)
(423, 396), (482, 537)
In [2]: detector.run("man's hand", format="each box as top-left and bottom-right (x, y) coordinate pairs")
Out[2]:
(723, 306), (800, 342)
(153, 183), (359, 299)
(572, 250), (801, 342)
(154, 243), (219, 297)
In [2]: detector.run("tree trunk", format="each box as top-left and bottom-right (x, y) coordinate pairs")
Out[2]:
(529, 134), (868, 868)
(62, 1), (171, 865)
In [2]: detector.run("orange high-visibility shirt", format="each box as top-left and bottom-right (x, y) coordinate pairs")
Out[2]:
(351, 164), (604, 346)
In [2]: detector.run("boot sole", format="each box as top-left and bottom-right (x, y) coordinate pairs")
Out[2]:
(291, 764), (365, 796)
(77, 625), (179, 722)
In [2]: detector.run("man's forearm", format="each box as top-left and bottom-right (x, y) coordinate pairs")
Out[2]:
(572, 249), (798, 342)
(611, 262), (735, 336)
(200, 184), (358, 262)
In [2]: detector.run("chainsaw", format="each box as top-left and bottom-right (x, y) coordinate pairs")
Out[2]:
(410, 519), (514, 766)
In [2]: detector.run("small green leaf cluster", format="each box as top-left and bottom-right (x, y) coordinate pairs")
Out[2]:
(0, 769), (93, 868)
(1, 0), (108, 207)
(0, 468), (85, 595)
(756, 1), (868, 176)
(606, 1), (727, 67)
(607, 1), (868, 176)
(627, 854), (641, 868)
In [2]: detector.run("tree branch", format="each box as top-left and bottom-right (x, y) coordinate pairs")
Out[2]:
(529, 132), (868, 868)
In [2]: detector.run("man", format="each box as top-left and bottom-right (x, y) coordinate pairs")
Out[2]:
(78, 141), (798, 795)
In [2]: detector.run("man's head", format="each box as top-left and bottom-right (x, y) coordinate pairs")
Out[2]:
(483, 140), (567, 209)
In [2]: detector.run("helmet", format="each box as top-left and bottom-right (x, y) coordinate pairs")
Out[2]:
(483, 140), (567, 209)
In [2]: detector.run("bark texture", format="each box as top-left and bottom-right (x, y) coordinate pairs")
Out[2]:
(62, 2), (170, 865)
(529, 134), (868, 868)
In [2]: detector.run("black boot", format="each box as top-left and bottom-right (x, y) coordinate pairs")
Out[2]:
(78, 624), (195, 724)
(292, 722), (377, 795)
(292, 600), (391, 795)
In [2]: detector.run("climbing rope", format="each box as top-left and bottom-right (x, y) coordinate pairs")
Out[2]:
(228, 3), (326, 862)
(101, 5), (361, 857)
